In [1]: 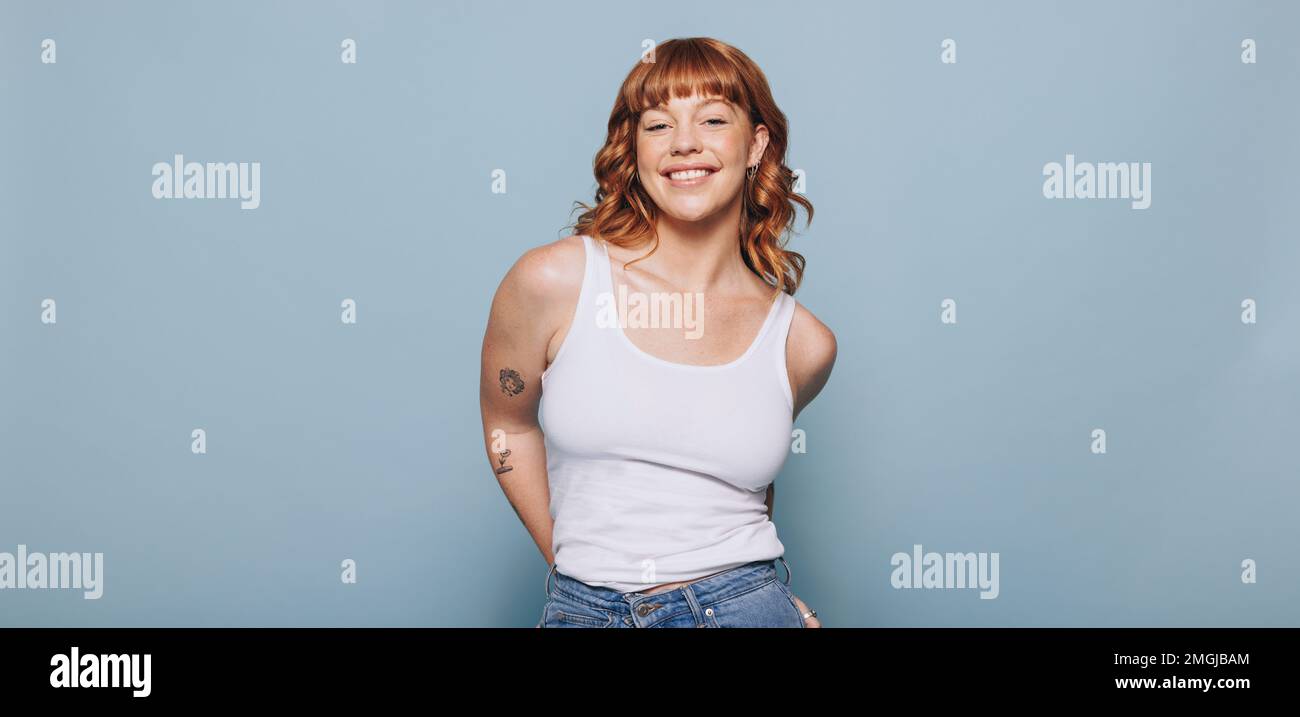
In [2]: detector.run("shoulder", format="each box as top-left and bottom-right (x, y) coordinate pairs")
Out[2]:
(499, 234), (587, 300)
(788, 299), (837, 372)
(491, 234), (587, 314)
(785, 298), (837, 416)
(486, 235), (590, 353)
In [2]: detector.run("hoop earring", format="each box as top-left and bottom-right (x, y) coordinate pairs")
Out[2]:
(743, 164), (759, 215)
(739, 165), (751, 217)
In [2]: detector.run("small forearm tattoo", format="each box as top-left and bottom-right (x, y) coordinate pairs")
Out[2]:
(499, 368), (525, 396)
(495, 449), (513, 475)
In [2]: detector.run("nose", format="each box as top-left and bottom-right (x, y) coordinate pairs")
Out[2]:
(669, 124), (702, 156)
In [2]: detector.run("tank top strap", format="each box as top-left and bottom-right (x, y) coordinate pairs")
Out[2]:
(575, 233), (627, 347)
(586, 234), (617, 337)
(594, 235), (615, 296)
(576, 234), (600, 326)
(761, 291), (797, 354)
(541, 235), (600, 383)
(759, 291), (798, 412)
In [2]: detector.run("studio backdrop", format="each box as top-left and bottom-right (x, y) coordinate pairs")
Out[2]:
(2, 0), (1297, 627)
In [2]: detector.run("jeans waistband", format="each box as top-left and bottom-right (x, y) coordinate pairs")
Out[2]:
(545, 556), (792, 609)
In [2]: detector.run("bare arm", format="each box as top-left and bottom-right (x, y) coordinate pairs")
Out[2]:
(775, 304), (835, 628)
(479, 237), (584, 567)
(769, 300), (836, 555)
(478, 387), (553, 565)
(787, 302), (837, 421)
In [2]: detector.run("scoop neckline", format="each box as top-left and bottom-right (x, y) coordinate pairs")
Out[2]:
(597, 237), (784, 371)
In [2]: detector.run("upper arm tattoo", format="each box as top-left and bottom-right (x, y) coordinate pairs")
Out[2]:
(499, 368), (525, 396)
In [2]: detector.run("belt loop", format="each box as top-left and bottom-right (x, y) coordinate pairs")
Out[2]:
(545, 562), (557, 598)
(777, 555), (791, 585)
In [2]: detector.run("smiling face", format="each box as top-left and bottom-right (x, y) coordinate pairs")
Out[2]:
(635, 93), (768, 225)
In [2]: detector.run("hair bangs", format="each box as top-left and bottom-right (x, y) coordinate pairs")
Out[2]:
(626, 42), (752, 120)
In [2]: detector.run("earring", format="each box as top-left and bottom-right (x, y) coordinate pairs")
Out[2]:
(747, 164), (758, 179)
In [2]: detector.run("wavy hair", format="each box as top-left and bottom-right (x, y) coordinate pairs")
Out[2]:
(565, 37), (812, 297)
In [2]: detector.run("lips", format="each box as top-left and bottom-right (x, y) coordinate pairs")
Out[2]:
(660, 163), (720, 178)
(661, 164), (720, 187)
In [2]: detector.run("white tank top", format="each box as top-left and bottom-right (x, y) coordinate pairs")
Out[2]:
(539, 234), (797, 592)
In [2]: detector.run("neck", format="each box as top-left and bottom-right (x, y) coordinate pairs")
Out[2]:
(637, 199), (754, 293)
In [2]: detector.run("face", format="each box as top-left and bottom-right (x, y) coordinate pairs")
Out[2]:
(635, 92), (768, 224)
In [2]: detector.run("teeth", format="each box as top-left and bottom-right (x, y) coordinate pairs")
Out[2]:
(669, 169), (712, 180)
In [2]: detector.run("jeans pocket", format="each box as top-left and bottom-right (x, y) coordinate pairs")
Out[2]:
(773, 578), (806, 628)
(702, 579), (803, 628)
(543, 594), (614, 628)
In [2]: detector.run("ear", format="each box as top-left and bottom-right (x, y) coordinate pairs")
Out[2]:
(748, 124), (770, 168)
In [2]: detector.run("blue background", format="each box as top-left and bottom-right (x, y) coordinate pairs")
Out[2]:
(2, 0), (1296, 626)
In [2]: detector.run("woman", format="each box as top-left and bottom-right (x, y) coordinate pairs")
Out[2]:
(479, 37), (835, 627)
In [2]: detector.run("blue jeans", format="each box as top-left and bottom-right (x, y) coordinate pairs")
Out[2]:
(538, 557), (805, 628)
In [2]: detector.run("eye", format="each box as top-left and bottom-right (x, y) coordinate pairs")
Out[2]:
(644, 118), (727, 131)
